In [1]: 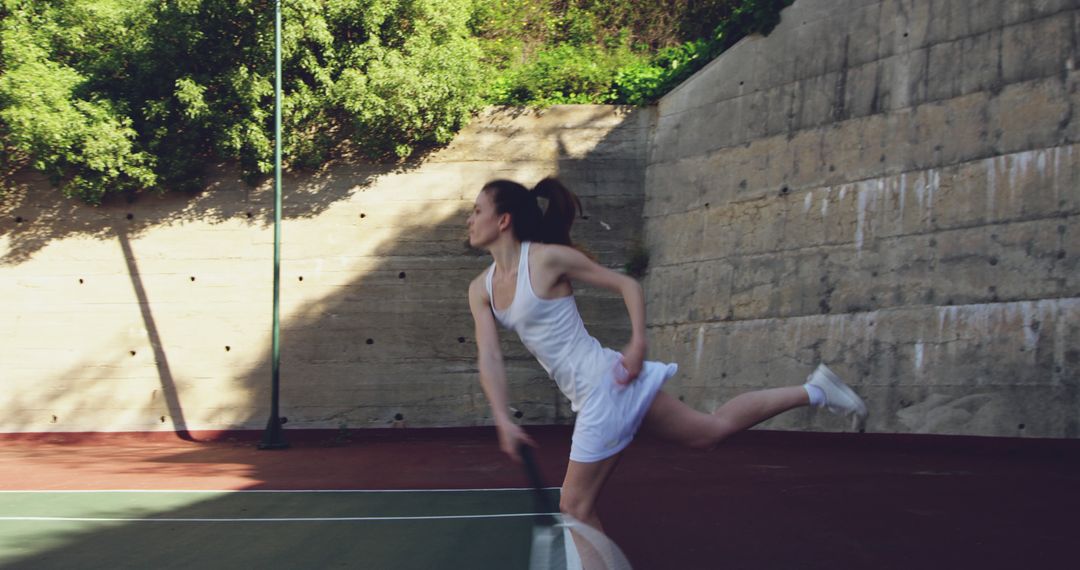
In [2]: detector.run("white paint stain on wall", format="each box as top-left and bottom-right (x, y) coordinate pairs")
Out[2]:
(854, 180), (882, 254)
(694, 324), (705, 373)
(983, 147), (1065, 222)
(934, 299), (1079, 370)
(987, 155), (1000, 219)
(790, 145), (1074, 262)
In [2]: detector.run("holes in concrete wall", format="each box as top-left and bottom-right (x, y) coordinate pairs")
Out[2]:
(394, 413), (404, 421)
(366, 338), (374, 345)
(50, 415), (57, 423)
(130, 350), (137, 357)
(398, 272), (406, 279)
(160, 416), (166, 423)
(457, 337), (466, 343)
(246, 212), (254, 219)
(360, 213), (367, 219)
(190, 276), (196, 282)
(779, 185), (790, 196)
(126, 213), (134, 220)
(225, 346), (231, 352)
(15, 216), (23, 223)
(298, 276), (304, 282)
(78, 278), (84, 284)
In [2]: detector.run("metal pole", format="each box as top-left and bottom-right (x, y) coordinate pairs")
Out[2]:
(260, 0), (288, 450)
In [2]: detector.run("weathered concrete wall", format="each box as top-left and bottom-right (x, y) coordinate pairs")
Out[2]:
(6, 0), (1078, 439)
(0, 106), (652, 432)
(643, 0), (1080, 437)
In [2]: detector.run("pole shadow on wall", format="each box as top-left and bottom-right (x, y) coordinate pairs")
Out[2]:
(0, 161), (410, 435)
(116, 229), (193, 441)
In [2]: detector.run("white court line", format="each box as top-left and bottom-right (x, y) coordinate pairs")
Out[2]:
(0, 488), (559, 494)
(0, 512), (561, 523)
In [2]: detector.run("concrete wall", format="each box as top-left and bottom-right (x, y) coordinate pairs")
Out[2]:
(0, 106), (652, 432)
(5, 0), (1078, 439)
(643, 0), (1080, 437)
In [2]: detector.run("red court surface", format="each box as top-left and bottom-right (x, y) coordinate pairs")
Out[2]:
(2, 427), (1077, 569)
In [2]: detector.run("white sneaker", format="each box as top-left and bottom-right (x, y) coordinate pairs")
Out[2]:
(807, 364), (868, 427)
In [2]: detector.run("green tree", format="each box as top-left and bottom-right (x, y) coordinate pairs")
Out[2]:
(0, 0), (794, 203)
(0, 0), (487, 202)
(0, 0), (157, 203)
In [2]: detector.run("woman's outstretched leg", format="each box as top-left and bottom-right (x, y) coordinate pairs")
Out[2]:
(642, 364), (867, 449)
(642, 388), (807, 448)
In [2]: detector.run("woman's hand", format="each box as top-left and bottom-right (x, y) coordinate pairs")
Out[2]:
(617, 338), (647, 385)
(497, 421), (537, 462)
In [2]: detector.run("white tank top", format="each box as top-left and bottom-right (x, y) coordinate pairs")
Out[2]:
(486, 241), (609, 411)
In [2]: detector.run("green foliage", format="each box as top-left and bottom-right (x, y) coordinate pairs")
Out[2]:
(612, 0), (795, 105)
(483, 0), (795, 107)
(0, 0), (487, 201)
(488, 43), (641, 106)
(0, 0), (794, 203)
(0, 1), (157, 203)
(612, 39), (710, 106)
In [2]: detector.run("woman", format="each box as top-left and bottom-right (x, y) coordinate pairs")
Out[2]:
(466, 178), (867, 531)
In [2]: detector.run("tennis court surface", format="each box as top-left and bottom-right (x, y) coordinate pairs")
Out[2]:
(1, 427), (1076, 569)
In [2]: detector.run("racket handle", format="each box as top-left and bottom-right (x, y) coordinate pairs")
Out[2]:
(518, 444), (559, 516)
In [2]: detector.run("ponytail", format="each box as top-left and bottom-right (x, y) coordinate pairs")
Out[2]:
(532, 178), (581, 246)
(482, 177), (581, 246)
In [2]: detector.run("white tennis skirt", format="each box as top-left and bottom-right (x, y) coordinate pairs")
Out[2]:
(569, 349), (678, 463)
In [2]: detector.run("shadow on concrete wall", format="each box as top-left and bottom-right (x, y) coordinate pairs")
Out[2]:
(2, 106), (650, 436)
(0, 107), (656, 568)
(116, 229), (194, 442)
(0, 161), (409, 265)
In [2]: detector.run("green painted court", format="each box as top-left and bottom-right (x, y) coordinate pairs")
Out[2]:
(1, 488), (563, 569)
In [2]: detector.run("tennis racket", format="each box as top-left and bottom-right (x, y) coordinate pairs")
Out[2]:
(519, 445), (632, 570)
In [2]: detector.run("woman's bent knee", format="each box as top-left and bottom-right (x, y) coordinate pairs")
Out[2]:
(559, 493), (593, 521)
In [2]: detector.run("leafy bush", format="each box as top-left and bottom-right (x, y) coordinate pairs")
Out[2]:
(0, 0), (794, 203)
(1, 0), (487, 201)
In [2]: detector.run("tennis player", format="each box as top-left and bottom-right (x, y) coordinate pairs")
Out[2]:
(467, 178), (867, 530)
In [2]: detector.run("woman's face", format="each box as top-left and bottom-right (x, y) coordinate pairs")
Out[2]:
(467, 189), (504, 249)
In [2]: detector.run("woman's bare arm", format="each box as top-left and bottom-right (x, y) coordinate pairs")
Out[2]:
(539, 245), (648, 382)
(468, 274), (535, 460)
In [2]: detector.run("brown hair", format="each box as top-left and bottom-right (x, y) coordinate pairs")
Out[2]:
(482, 177), (582, 246)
